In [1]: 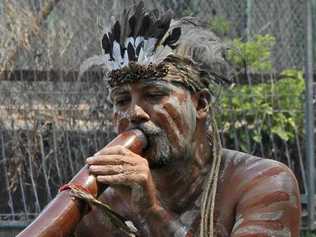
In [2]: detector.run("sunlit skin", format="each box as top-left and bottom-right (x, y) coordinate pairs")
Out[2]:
(75, 79), (301, 237)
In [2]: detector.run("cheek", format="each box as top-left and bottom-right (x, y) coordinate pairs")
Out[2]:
(152, 103), (179, 140)
(150, 96), (196, 146)
(181, 98), (197, 133)
(162, 96), (196, 135)
(161, 101), (184, 134)
(113, 111), (130, 133)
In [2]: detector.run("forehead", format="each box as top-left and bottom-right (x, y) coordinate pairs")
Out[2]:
(109, 79), (186, 97)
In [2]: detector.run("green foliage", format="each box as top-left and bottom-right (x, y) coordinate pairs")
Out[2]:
(218, 69), (304, 152)
(208, 16), (231, 36)
(302, 231), (316, 237)
(208, 17), (303, 153)
(227, 35), (276, 72)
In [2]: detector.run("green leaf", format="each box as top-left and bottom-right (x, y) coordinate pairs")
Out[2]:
(271, 126), (290, 141)
(227, 34), (276, 72)
(253, 132), (262, 143)
(217, 67), (304, 146)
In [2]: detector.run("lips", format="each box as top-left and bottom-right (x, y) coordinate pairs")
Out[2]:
(137, 127), (159, 156)
(128, 122), (171, 168)
(137, 125), (160, 158)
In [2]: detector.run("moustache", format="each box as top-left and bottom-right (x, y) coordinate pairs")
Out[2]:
(132, 122), (162, 136)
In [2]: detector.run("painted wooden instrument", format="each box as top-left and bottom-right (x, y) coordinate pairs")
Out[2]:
(17, 129), (147, 237)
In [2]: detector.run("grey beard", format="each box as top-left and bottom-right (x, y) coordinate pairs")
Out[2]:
(134, 122), (172, 169)
(147, 131), (172, 168)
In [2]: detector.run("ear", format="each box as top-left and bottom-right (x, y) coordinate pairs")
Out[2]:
(194, 89), (211, 120)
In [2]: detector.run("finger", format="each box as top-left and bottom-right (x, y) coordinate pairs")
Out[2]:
(96, 174), (128, 185)
(89, 164), (125, 175)
(87, 153), (141, 166)
(86, 155), (131, 165)
(96, 173), (144, 185)
(94, 145), (132, 156)
(86, 155), (110, 165)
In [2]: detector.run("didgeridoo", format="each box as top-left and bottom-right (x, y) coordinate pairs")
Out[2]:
(17, 129), (147, 237)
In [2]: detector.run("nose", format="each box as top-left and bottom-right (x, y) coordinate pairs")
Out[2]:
(130, 104), (150, 124)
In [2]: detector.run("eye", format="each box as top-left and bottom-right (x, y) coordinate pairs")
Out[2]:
(144, 92), (167, 101)
(113, 96), (131, 107)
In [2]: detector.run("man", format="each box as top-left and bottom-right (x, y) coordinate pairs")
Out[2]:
(75, 2), (301, 236)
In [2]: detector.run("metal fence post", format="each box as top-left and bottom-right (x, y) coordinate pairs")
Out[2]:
(304, 0), (315, 230)
(246, 0), (252, 40)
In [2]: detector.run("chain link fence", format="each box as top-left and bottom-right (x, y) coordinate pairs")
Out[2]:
(0, 0), (314, 234)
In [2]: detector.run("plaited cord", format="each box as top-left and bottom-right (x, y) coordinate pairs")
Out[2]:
(200, 105), (222, 237)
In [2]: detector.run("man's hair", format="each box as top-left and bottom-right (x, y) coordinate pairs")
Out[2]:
(169, 17), (233, 96)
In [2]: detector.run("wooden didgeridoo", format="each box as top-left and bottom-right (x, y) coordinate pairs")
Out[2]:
(17, 129), (147, 237)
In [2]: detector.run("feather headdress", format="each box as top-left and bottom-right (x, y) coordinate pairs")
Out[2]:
(79, 2), (232, 96)
(101, 1), (181, 71)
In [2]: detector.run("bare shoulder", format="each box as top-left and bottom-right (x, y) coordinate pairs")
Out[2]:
(221, 149), (300, 195)
(220, 149), (301, 237)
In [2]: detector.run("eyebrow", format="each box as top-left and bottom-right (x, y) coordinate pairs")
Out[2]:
(110, 84), (131, 99)
(110, 79), (174, 98)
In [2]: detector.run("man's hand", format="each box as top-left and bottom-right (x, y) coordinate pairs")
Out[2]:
(86, 145), (159, 214)
(85, 146), (193, 237)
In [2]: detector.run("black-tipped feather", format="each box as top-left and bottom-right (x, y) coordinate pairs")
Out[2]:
(102, 1), (180, 65)
(140, 14), (152, 38)
(136, 41), (144, 56)
(102, 32), (114, 60)
(128, 15), (136, 37)
(120, 9), (131, 44)
(134, 16), (145, 37)
(162, 27), (181, 46)
(158, 9), (173, 30)
(153, 10), (173, 47)
(134, 2), (145, 36)
(102, 34), (111, 54)
(112, 21), (121, 43)
(127, 42), (136, 61)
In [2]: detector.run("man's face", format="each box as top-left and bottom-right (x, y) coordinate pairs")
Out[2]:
(110, 79), (198, 168)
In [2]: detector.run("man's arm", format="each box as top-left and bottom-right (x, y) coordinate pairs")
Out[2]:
(231, 159), (301, 237)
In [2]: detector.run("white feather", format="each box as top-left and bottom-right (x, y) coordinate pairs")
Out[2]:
(141, 38), (157, 64)
(143, 37), (157, 55)
(112, 41), (123, 66)
(125, 37), (134, 48)
(123, 50), (129, 65)
(137, 47), (145, 64)
(151, 45), (173, 64)
(135, 36), (144, 48)
(111, 60), (120, 70)
(79, 54), (112, 78)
